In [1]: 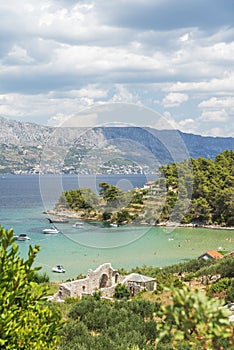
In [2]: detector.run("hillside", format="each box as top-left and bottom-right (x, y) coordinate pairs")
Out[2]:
(53, 150), (234, 227)
(0, 116), (233, 174)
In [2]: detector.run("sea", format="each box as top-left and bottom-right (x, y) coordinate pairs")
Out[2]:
(0, 174), (233, 282)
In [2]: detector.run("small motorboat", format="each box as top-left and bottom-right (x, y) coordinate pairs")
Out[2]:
(43, 226), (60, 234)
(110, 223), (118, 227)
(15, 233), (31, 241)
(52, 265), (66, 273)
(47, 217), (69, 224)
(72, 222), (84, 228)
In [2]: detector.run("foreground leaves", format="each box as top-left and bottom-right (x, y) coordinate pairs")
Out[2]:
(0, 225), (63, 350)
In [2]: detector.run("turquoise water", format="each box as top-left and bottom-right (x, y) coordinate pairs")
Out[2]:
(1, 175), (234, 282)
(1, 206), (233, 282)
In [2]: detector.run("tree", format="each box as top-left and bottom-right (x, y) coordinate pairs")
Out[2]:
(157, 286), (233, 349)
(114, 284), (131, 299)
(188, 197), (212, 224)
(99, 182), (124, 209)
(0, 225), (63, 350)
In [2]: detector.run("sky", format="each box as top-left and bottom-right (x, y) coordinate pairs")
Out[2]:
(0, 0), (234, 136)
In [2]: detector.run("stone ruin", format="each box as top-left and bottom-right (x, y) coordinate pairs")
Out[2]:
(51, 262), (156, 301)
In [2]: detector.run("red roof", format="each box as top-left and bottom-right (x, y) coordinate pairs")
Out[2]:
(206, 250), (223, 259)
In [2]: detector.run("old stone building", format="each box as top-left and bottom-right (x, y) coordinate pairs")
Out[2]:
(51, 262), (156, 301)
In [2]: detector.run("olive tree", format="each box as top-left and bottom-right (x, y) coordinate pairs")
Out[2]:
(0, 225), (63, 350)
(157, 286), (234, 349)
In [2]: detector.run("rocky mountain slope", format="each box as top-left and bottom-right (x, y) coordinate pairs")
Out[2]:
(0, 116), (233, 174)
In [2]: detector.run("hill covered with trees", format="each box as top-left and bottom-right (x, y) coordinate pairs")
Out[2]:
(56, 150), (234, 227)
(160, 150), (234, 226)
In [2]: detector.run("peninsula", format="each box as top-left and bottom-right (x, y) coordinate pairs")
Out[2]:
(47, 150), (234, 228)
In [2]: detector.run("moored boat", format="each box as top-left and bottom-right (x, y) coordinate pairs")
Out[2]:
(15, 233), (31, 241)
(47, 217), (69, 223)
(43, 226), (60, 234)
(72, 222), (84, 228)
(110, 223), (118, 227)
(52, 265), (66, 273)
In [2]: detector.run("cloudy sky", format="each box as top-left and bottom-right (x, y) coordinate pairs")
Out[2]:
(0, 0), (233, 136)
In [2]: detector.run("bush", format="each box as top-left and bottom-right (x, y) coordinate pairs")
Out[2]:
(207, 278), (231, 296)
(0, 225), (63, 350)
(157, 286), (233, 349)
(114, 284), (131, 299)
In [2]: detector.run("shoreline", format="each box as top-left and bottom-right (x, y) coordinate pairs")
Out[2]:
(44, 208), (234, 231)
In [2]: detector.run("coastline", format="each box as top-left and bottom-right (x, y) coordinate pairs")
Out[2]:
(44, 207), (234, 231)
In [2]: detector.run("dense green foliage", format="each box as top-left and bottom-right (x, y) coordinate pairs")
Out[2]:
(59, 297), (159, 350)
(58, 150), (233, 226)
(58, 288), (233, 350)
(56, 256), (234, 349)
(160, 150), (234, 225)
(114, 283), (131, 299)
(59, 188), (99, 211)
(158, 286), (233, 349)
(0, 226), (63, 350)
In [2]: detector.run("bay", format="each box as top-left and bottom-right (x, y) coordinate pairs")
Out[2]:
(0, 174), (233, 282)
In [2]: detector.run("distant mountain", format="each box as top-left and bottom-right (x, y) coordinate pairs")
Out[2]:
(178, 131), (234, 159)
(0, 116), (233, 174)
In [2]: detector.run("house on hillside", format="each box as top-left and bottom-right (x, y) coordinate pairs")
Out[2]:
(198, 250), (223, 260)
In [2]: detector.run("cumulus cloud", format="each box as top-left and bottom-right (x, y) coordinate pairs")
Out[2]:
(162, 93), (189, 107)
(198, 96), (234, 109)
(198, 109), (229, 122)
(0, 0), (233, 136)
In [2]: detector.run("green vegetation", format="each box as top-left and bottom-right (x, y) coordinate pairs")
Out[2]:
(160, 150), (234, 226)
(114, 283), (131, 299)
(0, 225), (63, 350)
(0, 225), (233, 349)
(57, 256), (234, 349)
(57, 150), (234, 227)
(57, 286), (233, 350)
(158, 286), (233, 349)
(59, 297), (159, 350)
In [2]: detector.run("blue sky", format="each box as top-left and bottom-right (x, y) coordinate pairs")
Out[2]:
(0, 0), (233, 136)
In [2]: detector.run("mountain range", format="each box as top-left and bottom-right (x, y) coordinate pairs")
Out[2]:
(0, 116), (233, 174)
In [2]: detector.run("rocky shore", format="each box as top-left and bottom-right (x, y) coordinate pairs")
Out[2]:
(44, 206), (234, 230)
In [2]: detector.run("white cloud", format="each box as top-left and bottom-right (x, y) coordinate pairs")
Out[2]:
(162, 93), (188, 107)
(0, 0), (233, 137)
(198, 96), (234, 110)
(165, 72), (234, 95)
(179, 33), (190, 42)
(198, 109), (229, 122)
(5, 45), (34, 64)
(110, 85), (142, 105)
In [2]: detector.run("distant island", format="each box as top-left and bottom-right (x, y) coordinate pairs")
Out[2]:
(47, 150), (234, 228)
(0, 116), (234, 174)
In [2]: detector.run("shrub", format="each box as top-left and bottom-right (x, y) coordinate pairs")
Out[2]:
(114, 283), (131, 299)
(0, 225), (63, 350)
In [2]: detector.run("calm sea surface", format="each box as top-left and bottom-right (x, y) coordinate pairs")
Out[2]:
(0, 174), (233, 282)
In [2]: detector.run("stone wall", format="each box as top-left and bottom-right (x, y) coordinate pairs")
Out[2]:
(57, 263), (120, 300)
(50, 263), (156, 302)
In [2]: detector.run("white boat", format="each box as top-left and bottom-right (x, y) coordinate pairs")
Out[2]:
(43, 226), (60, 234)
(52, 265), (66, 273)
(72, 222), (84, 228)
(110, 223), (118, 227)
(15, 233), (31, 241)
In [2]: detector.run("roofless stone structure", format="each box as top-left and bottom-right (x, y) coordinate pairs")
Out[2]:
(50, 263), (156, 301)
